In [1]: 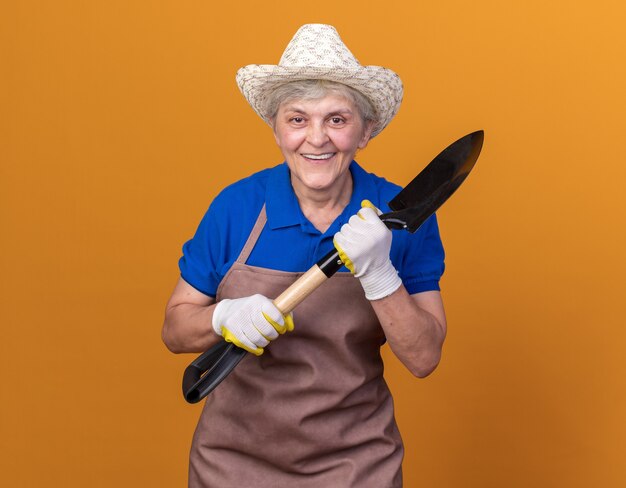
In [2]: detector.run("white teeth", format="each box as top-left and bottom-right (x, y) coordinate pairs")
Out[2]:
(302, 153), (335, 160)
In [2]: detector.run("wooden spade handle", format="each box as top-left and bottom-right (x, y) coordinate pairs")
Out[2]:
(273, 265), (329, 313)
(273, 247), (344, 313)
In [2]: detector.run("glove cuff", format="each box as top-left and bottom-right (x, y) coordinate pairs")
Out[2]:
(358, 259), (403, 301)
(211, 299), (230, 336)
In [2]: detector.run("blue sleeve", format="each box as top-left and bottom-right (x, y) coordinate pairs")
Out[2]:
(178, 198), (225, 298)
(392, 213), (445, 294)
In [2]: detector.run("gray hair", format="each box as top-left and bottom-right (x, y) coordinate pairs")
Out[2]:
(264, 80), (377, 127)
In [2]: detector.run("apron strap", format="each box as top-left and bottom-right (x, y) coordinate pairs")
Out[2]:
(235, 204), (267, 264)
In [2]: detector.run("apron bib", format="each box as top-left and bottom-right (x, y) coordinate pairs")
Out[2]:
(189, 206), (403, 487)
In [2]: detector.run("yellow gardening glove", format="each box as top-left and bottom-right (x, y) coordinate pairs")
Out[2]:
(333, 200), (402, 300)
(212, 294), (295, 356)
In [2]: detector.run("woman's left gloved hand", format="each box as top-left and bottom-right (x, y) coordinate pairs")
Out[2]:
(333, 200), (403, 300)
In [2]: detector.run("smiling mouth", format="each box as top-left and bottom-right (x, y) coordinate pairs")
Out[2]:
(301, 153), (336, 160)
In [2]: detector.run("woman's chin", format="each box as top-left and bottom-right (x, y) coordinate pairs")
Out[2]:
(290, 165), (351, 195)
(299, 175), (338, 192)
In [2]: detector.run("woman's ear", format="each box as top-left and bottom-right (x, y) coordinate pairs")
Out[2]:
(270, 118), (280, 145)
(358, 120), (376, 149)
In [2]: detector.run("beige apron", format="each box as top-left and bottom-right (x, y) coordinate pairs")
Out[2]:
(189, 206), (403, 487)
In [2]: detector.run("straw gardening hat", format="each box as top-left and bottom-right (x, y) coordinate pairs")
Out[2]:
(236, 24), (404, 137)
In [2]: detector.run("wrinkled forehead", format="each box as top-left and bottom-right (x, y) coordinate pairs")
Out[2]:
(266, 79), (376, 125)
(277, 93), (358, 114)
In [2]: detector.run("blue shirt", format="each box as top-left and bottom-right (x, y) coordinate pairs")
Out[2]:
(179, 161), (445, 298)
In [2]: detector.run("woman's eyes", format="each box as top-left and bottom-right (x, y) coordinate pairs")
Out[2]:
(287, 116), (346, 125)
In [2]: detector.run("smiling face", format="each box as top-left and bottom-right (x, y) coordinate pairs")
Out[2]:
(272, 94), (374, 198)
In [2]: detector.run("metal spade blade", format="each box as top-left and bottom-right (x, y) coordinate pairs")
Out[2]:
(381, 130), (484, 232)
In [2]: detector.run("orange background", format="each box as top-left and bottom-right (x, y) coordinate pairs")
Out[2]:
(2, 1), (625, 486)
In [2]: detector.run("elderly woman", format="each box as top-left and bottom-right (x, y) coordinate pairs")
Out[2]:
(162, 24), (446, 487)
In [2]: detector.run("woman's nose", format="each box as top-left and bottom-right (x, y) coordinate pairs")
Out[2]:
(306, 122), (329, 147)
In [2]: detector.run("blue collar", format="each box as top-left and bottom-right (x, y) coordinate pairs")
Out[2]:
(265, 161), (378, 234)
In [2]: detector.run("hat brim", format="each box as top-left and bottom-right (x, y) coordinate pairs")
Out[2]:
(236, 64), (403, 137)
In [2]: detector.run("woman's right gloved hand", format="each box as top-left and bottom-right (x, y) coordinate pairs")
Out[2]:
(211, 294), (294, 356)
(333, 200), (402, 301)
